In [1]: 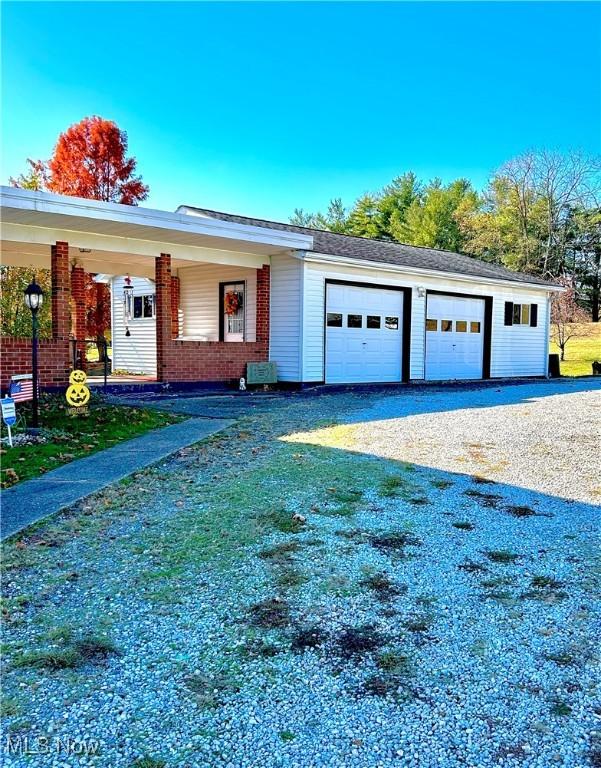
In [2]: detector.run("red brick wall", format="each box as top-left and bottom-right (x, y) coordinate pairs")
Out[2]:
(1, 338), (71, 391)
(71, 265), (87, 370)
(256, 264), (270, 343)
(170, 276), (180, 338)
(1, 240), (72, 392)
(160, 340), (268, 382)
(155, 253), (172, 382)
(155, 256), (270, 383)
(51, 241), (70, 340)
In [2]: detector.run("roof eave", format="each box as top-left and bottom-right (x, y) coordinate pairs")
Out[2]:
(297, 251), (561, 292)
(0, 187), (314, 253)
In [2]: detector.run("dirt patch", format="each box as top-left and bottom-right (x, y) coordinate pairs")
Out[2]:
(484, 550), (520, 564)
(334, 625), (385, 659)
(458, 560), (489, 574)
(403, 616), (431, 633)
(369, 531), (422, 553)
(290, 625), (326, 652)
(464, 489), (503, 508)
(248, 598), (290, 629)
(184, 671), (240, 708)
(360, 572), (407, 602)
(452, 521), (475, 531)
(276, 567), (307, 589)
(258, 541), (300, 564)
(360, 674), (401, 698)
(504, 504), (552, 519)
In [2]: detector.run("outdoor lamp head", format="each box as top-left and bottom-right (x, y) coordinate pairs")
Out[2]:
(24, 279), (44, 313)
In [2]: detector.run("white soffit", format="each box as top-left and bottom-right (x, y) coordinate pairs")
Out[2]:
(0, 186), (313, 255)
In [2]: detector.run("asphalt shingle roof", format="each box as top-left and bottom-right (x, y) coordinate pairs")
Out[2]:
(180, 206), (556, 288)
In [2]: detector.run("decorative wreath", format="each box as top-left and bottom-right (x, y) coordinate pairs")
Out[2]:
(224, 290), (243, 316)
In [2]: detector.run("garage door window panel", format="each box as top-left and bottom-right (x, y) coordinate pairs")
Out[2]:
(385, 316), (399, 330)
(441, 320), (453, 332)
(470, 321), (481, 333)
(426, 319), (437, 332)
(327, 313), (343, 327)
(367, 315), (381, 329)
(347, 314), (363, 328)
(456, 321), (467, 333)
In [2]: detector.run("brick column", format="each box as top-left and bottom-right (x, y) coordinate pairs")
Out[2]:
(170, 276), (180, 338)
(256, 264), (270, 346)
(155, 253), (172, 382)
(51, 241), (70, 340)
(71, 265), (87, 370)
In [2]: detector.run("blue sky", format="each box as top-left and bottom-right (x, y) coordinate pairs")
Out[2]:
(2, 2), (600, 221)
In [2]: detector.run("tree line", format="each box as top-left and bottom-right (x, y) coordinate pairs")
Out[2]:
(290, 151), (601, 321)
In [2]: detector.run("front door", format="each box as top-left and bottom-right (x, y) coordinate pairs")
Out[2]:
(223, 282), (245, 342)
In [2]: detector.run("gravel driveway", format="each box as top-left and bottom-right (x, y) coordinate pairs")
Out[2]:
(2, 379), (600, 768)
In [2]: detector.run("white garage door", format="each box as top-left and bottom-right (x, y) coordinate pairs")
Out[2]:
(425, 294), (485, 380)
(325, 283), (403, 383)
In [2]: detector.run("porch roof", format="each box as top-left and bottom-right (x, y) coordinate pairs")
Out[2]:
(0, 187), (313, 277)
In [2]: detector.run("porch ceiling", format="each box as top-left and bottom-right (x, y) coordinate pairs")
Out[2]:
(0, 239), (269, 279)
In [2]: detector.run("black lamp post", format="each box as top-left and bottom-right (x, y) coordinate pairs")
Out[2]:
(24, 278), (44, 429)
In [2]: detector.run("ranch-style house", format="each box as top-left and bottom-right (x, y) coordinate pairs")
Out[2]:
(0, 186), (560, 391)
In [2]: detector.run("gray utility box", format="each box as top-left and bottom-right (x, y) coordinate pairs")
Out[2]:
(246, 361), (278, 385)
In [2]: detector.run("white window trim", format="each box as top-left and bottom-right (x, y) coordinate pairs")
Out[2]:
(131, 293), (156, 321)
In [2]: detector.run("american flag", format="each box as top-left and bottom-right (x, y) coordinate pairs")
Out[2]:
(9, 375), (34, 403)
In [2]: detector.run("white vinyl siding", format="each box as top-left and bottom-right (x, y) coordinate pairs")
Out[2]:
(178, 264), (257, 341)
(269, 253), (303, 381)
(300, 260), (550, 382)
(111, 276), (156, 375)
(489, 287), (549, 378)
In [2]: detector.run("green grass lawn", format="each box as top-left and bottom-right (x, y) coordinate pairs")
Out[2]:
(0, 395), (183, 487)
(550, 322), (601, 376)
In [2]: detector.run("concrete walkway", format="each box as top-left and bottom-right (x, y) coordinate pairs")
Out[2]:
(0, 417), (232, 541)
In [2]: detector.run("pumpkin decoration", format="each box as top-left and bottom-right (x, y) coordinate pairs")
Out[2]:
(66, 369), (91, 408)
(224, 290), (243, 316)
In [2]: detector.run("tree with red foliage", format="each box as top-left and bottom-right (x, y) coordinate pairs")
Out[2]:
(47, 116), (149, 204)
(8, 116), (149, 351)
(85, 275), (112, 361)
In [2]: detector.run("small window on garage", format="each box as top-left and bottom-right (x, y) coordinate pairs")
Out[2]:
(347, 314), (362, 328)
(441, 320), (453, 332)
(456, 320), (467, 333)
(470, 321), (481, 333)
(385, 316), (399, 330)
(327, 313), (343, 327)
(366, 315), (381, 329)
(512, 303), (530, 325)
(426, 318), (437, 332)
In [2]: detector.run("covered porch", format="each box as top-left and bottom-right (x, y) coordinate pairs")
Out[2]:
(0, 187), (312, 390)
